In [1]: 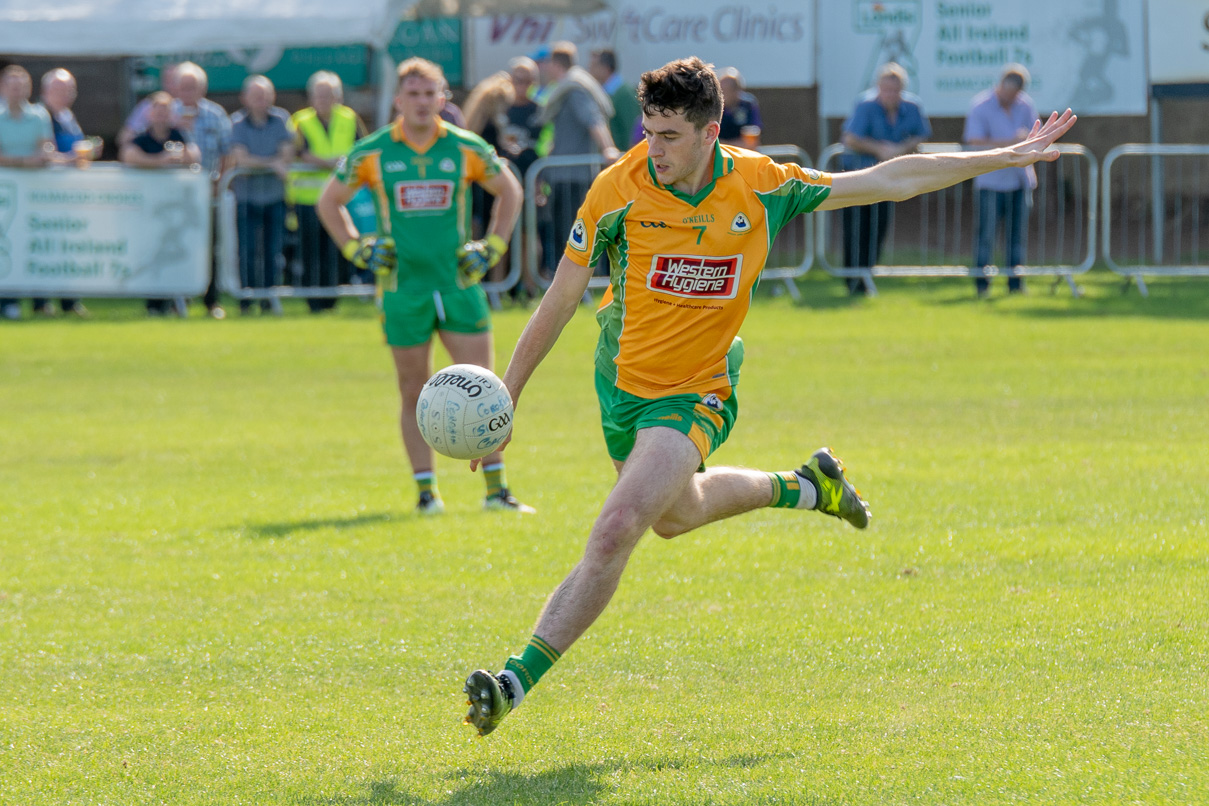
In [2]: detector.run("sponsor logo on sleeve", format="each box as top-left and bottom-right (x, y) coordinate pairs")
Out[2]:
(393, 181), (453, 212)
(647, 254), (742, 299)
(568, 218), (588, 251)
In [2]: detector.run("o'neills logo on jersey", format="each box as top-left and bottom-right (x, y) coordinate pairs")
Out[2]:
(647, 254), (742, 299)
(394, 180), (453, 211)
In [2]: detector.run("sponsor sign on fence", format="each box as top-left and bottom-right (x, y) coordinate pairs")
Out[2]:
(0, 165), (211, 297)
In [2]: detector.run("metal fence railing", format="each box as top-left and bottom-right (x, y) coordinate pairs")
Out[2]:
(522, 153), (610, 293)
(756, 145), (815, 300)
(216, 162), (526, 310)
(1101, 144), (1209, 296)
(207, 144), (1209, 308)
(815, 143), (1097, 297)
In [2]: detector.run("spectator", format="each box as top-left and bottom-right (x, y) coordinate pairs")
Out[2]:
(230, 75), (294, 315)
(119, 91), (203, 317)
(288, 70), (368, 312)
(536, 41), (619, 278)
(174, 61), (233, 318)
(717, 67), (763, 148)
(38, 67), (93, 317)
(439, 78), (467, 128)
(588, 48), (641, 152)
(501, 56), (545, 302)
(500, 57), (543, 178)
(0, 65), (53, 321)
(463, 71), (516, 285)
(840, 62), (932, 294)
(964, 64), (1039, 297)
(118, 62), (180, 148)
(118, 91), (201, 167)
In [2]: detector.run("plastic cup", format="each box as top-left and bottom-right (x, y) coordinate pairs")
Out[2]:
(73, 139), (94, 167)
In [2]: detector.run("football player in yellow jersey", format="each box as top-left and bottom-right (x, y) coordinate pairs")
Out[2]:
(463, 57), (1076, 736)
(317, 58), (532, 515)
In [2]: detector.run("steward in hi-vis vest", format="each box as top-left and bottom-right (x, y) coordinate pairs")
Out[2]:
(287, 71), (368, 312)
(288, 104), (361, 206)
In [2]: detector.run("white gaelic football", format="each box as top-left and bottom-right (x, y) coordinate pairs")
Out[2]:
(416, 364), (513, 460)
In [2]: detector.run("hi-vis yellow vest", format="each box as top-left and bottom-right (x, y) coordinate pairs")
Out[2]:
(287, 105), (359, 206)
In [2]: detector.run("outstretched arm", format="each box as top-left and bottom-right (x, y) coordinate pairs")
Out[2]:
(820, 109), (1076, 210)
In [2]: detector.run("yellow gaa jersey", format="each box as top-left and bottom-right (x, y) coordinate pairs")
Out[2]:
(568, 141), (832, 397)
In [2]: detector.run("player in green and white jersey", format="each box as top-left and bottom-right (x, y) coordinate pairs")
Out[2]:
(318, 58), (532, 515)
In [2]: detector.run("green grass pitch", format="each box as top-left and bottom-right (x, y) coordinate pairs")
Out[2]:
(1, 270), (1206, 804)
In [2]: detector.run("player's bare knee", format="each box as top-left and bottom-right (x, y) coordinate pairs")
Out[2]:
(589, 508), (647, 555)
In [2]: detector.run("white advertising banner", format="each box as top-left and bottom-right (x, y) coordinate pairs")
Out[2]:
(818, 0), (1148, 118)
(1148, 0), (1209, 84)
(0, 166), (210, 297)
(467, 1), (815, 88)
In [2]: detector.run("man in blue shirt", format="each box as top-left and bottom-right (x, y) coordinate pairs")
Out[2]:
(230, 75), (295, 314)
(0, 65), (53, 320)
(840, 62), (932, 294)
(964, 64), (1039, 296)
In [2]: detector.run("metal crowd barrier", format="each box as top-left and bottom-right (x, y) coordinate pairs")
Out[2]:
(216, 162), (524, 309)
(1101, 144), (1209, 296)
(815, 143), (1097, 297)
(522, 153), (610, 292)
(215, 166), (371, 309)
(756, 145), (815, 300)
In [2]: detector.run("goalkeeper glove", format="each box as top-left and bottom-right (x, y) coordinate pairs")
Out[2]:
(342, 235), (397, 276)
(455, 233), (508, 289)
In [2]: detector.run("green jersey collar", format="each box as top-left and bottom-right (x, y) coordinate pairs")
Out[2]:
(647, 140), (733, 207)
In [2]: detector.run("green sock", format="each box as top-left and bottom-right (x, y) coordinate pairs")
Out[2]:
(415, 471), (438, 498)
(482, 462), (506, 497)
(504, 634), (561, 693)
(766, 471), (804, 508)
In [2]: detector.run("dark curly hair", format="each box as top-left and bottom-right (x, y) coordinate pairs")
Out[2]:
(638, 57), (722, 130)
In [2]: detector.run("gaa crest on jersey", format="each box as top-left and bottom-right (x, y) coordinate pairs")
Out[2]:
(394, 180), (453, 212)
(729, 213), (752, 234)
(702, 393), (723, 411)
(647, 254), (742, 300)
(439, 157), (456, 173)
(568, 218), (588, 251)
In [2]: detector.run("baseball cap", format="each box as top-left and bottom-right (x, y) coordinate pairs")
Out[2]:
(529, 45), (551, 61)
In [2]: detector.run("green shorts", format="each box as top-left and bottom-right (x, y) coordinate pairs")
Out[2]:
(596, 338), (744, 467)
(380, 284), (491, 348)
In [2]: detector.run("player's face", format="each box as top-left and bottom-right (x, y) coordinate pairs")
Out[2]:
(642, 109), (720, 193)
(395, 76), (444, 129)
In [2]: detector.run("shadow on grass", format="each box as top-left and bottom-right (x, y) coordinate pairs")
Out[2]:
(239, 512), (395, 539)
(299, 754), (814, 805)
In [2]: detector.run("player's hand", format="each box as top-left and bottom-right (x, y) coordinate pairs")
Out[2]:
(1012, 109), (1077, 164)
(469, 430), (511, 472)
(342, 235), (397, 276)
(455, 233), (508, 289)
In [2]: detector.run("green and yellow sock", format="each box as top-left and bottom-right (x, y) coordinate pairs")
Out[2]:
(503, 634), (561, 695)
(482, 462), (506, 497)
(415, 471), (438, 499)
(767, 471), (817, 510)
